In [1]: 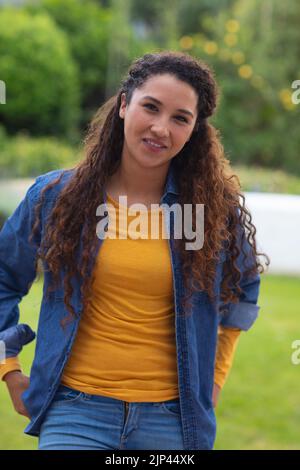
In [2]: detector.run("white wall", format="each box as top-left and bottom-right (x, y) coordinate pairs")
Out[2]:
(244, 192), (300, 275)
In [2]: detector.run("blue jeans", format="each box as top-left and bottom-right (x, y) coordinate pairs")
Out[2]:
(38, 384), (185, 450)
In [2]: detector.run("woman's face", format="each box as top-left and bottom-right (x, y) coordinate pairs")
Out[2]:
(119, 73), (198, 171)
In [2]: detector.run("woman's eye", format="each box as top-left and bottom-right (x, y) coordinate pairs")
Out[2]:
(143, 103), (157, 111)
(176, 116), (188, 123)
(143, 104), (188, 123)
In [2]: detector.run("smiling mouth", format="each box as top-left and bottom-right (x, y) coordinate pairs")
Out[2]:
(142, 139), (167, 150)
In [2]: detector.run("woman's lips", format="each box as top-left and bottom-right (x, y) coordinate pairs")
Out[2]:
(142, 139), (167, 153)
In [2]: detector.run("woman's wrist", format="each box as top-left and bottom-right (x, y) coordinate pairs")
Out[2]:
(3, 369), (22, 384)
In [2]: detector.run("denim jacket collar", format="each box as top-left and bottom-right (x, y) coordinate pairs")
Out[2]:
(162, 160), (179, 198)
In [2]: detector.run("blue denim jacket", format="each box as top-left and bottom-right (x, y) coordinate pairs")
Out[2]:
(0, 163), (260, 450)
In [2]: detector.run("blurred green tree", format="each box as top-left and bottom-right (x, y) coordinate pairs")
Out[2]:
(25, 0), (150, 127)
(0, 7), (80, 139)
(25, 0), (112, 127)
(182, 0), (300, 174)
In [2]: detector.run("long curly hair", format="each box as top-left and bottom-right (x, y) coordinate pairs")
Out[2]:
(30, 50), (270, 328)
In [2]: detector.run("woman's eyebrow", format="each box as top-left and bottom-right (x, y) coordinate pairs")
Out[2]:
(141, 95), (194, 118)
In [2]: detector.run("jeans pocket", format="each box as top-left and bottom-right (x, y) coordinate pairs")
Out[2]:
(52, 385), (83, 405)
(160, 399), (181, 417)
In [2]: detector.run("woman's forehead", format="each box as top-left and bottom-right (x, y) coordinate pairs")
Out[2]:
(133, 74), (198, 109)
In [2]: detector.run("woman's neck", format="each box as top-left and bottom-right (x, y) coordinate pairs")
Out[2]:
(105, 163), (169, 207)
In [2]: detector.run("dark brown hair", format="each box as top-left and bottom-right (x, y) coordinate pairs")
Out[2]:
(30, 50), (270, 327)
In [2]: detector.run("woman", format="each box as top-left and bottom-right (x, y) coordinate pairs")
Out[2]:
(0, 51), (269, 450)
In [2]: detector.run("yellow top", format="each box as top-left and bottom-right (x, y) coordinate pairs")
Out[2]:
(61, 194), (178, 401)
(214, 325), (241, 388)
(1, 193), (241, 395)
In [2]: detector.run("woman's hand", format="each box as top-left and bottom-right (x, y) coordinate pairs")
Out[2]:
(212, 383), (221, 408)
(4, 370), (31, 419)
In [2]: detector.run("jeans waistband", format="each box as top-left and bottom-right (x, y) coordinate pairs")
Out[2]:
(57, 383), (180, 405)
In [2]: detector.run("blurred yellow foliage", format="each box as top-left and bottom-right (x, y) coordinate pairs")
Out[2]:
(238, 64), (253, 79)
(179, 36), (194, 49)
(225, 19), (240, 33)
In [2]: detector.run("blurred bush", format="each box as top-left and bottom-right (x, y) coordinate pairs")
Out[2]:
(234, 165), (300, 195)
(0, 125), (81, 178)
(25, 0), (113, 126)
(0, 6), (80, 139)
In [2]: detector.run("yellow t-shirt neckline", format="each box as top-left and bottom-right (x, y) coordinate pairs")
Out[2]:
(106, 193), (162, 213)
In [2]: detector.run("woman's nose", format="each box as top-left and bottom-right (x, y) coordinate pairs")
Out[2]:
(150, 124), (169, 138)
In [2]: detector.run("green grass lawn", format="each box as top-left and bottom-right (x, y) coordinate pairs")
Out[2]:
(215, 274), (300, 450)
(0, 274), (299, 450)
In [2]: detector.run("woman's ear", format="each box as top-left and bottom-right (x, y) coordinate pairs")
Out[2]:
(119, 93), (126, 119)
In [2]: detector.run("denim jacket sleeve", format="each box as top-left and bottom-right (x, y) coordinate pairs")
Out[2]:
(0, 177), (43, 358)
(218, 220), (261, 332)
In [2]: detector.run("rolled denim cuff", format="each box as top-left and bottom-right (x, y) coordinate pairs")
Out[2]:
(0, 324), (36, 357)
(219, 301), (260, 331)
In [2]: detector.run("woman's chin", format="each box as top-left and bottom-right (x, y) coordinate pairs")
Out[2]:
(133, 152), (166, 167)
